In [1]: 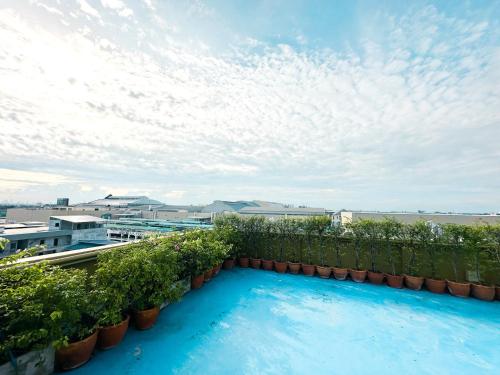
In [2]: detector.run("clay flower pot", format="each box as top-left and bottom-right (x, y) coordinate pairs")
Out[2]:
(301, 264), (315, 276)
(134, 306), (160, 330)
(471, 284), (495, 301)
(274, 261), (287, 273)
(223, 258), (235, 270)
(97, 315), (130, 350)
(213, 264), (222, 276)
(250, 258), (262, 269)
(367, 271), (384, 285)
(262, 259), (273, 270)
(447, 280), (470, 298)
(238, 257), (249, 268)
(385, 274), (404, 288)
(332, 267), (348, 280)
(56, 330), (98, 371)
(287, 262), (301, 274)
(404, 275), (424, 291)
(316, 266), (331, 279)
(496, 286), (500, 301)
(425, 278), (447, 294)
(204, 269), (213, 282)
(191, 274), (204, 289)
(349, 269), (367, 283)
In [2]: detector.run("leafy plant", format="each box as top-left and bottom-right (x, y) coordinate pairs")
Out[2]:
(99, 241), (182, 311)
(357, 219), (381, 272)
(464, 225), (489, 285)
(346, 221), (365, 270)
(379, 218), (403, 275)
(0, 253), (95, 359)
(329, 222), (345, 268)
(442, 224), (467, 282)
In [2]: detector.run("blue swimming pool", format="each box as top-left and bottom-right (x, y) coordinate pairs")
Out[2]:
(74, 268), (500, 374)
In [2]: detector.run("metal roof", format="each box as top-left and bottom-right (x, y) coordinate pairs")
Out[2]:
(80, 195), (164, 207)
(50, 215), (107, 223)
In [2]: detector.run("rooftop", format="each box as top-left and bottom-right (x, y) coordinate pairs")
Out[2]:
(50, 215), (107, 223)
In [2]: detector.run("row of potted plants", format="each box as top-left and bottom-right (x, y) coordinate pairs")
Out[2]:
(0, 231), (230, 373)
(213, 215), (500, 302)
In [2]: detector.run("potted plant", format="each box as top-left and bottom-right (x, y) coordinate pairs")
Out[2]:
(313, 216), (332, 278)
(287, 219), (302, 274)
(53, 269), (98, 371)
(346, 221), (367, 283)
(380, 218), (404, 288)
(442, 224), (470, 297)
(0, 248), (84, 373)
(422, 223), (447, 293)
(274, 218), (291, 273)
(261, 221), (275, 271)
(359, 219), (384, 285)
(248, 216), (264, 269)
(401, 223), (425, 290)
(466, 225), (495, 301)
(214, 215), (241, 269)
(114, 241), (182, 329)
(330, 223), (348, 280)
(92, 253), (131, 350)
(301, 217), (317, 276)
(484, 224), (500, 300)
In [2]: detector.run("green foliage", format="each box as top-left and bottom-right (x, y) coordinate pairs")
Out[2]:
(328, 222), (345, 267)
(379, 218), (403, 275)
(98, 240), (182, 311)
(0, 256), (94, 361)
(441, 223), (467, 281)
(213, 215), (242, 258)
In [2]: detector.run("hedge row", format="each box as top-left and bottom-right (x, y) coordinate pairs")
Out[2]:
(214, 215), (500, 285)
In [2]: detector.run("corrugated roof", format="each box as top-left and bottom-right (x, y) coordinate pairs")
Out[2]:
(50, 215), (107, 223)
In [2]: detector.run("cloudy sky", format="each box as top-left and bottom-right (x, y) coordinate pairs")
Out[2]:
(0, 0), (499, 212)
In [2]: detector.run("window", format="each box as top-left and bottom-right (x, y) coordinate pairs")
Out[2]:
(40, 239), (45, 245)
(54, 238), (59, 246)
(55, 222), (60, 228)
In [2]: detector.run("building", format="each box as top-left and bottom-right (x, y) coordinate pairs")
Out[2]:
(57, 198), (69, 206)
(76, 194), (164, 210)
(0, 216), (108, 258)
(333, 210), (500, 226)
(238, 206), (327, 218)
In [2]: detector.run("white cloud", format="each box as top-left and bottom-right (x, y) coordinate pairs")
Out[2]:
(100, 0), (134, 18)
(0, 169), (76, 192)
(0, 3), (499, 210)
(76, 0), (100, 19)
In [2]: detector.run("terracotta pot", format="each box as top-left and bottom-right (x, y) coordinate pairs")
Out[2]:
(238, 257), (249, 268)
(287, 262), (301, 274)
(367, 271), (384, 285)
(404, 275), (424, 291)
(204, 269), (213, 282)
(56, 331), (98, 371)
(316, 266), (331, 279)
(223, 258), (235, 270)
(447, 280), (470, 298)
(332, 267), (348, 281)
(134, 306), (160, 330)
(250, 258), (262, 269)
(301, 264), (315, 276)
(262, 259), (274, 271)
(191, 274), (204, 289)
(425, 278), (447, 294)
(274, 261), (287, 273)
(385, 274), (404, 288)
(349, 269), (367, 283)
(496, 286), (500, 301)
(97, 315), (130, 350)
(213, 264), (222, 276)
(472, 284), (495, 301)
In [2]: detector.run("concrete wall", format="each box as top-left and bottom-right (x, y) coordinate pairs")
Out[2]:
(337, 212), (500, 225)
(7, 208), (107, 223)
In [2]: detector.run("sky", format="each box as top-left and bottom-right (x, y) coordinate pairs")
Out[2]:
(0, 0), (499, 212)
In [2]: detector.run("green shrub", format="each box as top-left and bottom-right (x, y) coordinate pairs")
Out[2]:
(0, 252), (95, 361)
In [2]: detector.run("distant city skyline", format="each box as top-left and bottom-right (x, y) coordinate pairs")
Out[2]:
(1, 1), (499, 212)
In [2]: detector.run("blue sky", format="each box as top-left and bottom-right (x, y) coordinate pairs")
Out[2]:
(0, 0), (499, 212)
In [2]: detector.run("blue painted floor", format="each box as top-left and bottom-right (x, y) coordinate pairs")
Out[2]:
(74, 268), (500, 374)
